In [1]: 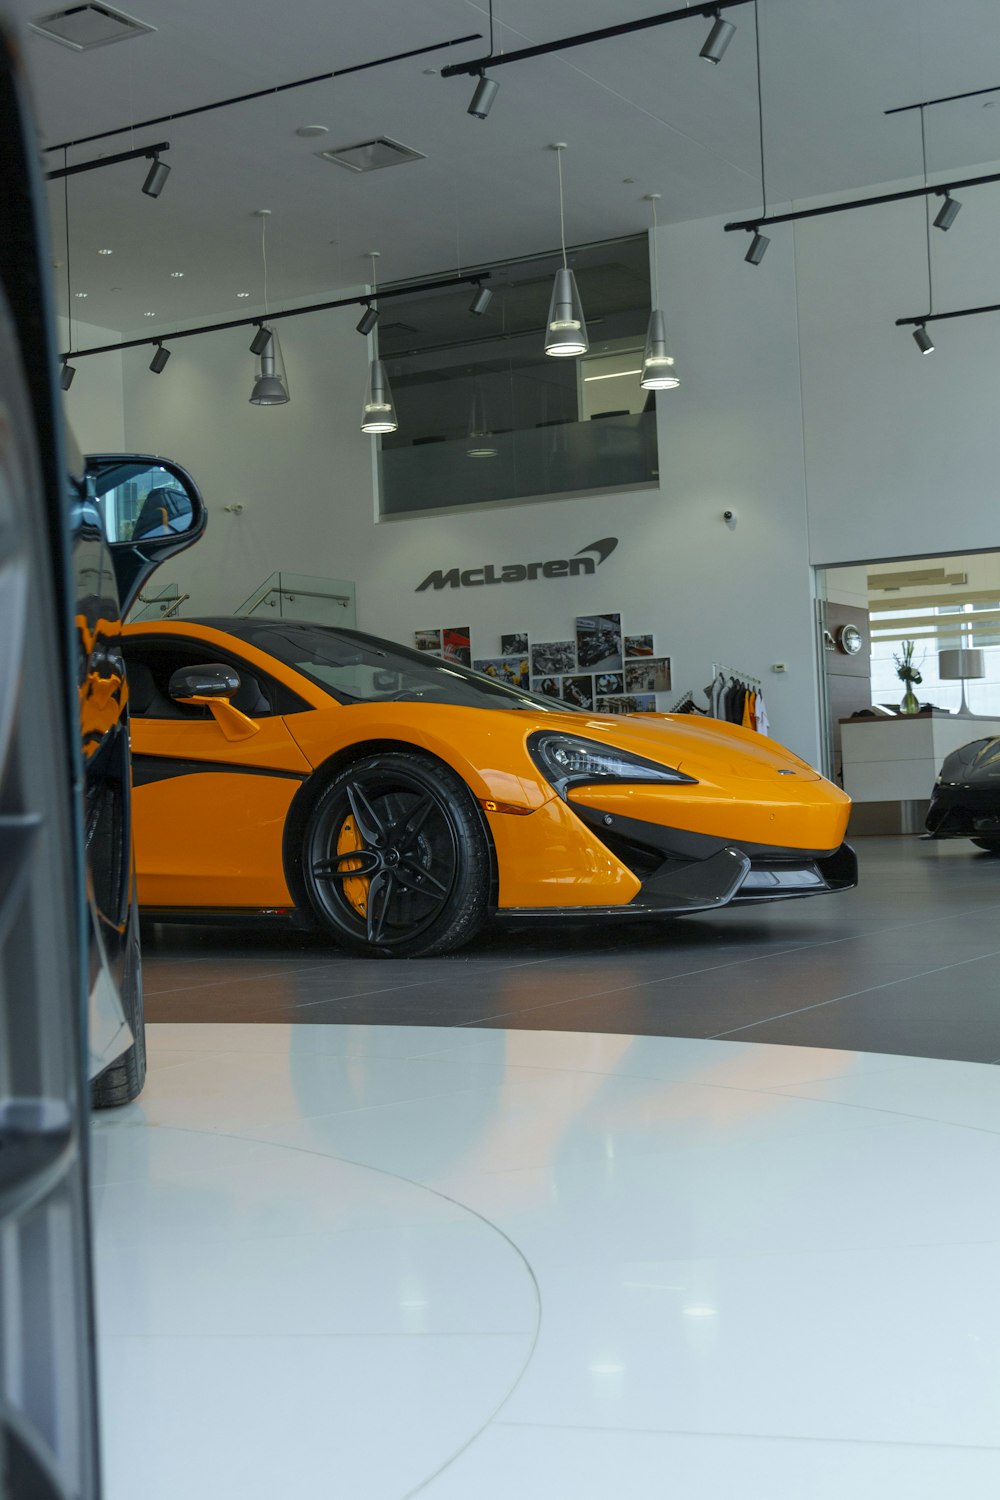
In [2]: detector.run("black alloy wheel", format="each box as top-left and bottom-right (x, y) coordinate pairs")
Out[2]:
(302, 752), (491, 957)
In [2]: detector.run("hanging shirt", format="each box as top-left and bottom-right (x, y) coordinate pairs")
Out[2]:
(755, 691), (770, 737)
(741, 691), (755, 730)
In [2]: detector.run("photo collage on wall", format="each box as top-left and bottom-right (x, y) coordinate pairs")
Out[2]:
(414, 613), (671, 715)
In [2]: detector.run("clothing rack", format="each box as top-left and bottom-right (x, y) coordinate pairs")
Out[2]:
(710, 663), (762, 719)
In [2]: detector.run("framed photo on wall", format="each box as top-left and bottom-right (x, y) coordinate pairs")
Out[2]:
(576, 613), (622, 671)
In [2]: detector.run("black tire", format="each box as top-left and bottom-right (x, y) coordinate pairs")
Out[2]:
(90, 884), (146, 1107)
(301, 751), (490, 957)
(971, 837), (1000, 853)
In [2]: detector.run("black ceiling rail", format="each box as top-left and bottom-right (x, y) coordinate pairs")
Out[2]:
(44, 33), (483, 153)
(45, 141), (168, 181)
(886, 82), (1000, 115)
(724, 168), (1000, 233)
(895, 302), (1000, 327)
(440, 0), (752, 78)
(60, 272), (490, 361)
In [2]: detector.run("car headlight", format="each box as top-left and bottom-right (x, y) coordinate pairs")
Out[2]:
(527, 731), (697, 797)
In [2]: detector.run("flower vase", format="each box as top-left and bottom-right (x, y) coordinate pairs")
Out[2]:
(899, 685), (919, 714)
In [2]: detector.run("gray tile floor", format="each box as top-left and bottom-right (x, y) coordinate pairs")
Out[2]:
(142, 837), (1000, 1062)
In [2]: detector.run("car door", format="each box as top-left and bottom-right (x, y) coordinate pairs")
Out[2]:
(122, 633), (313, 910)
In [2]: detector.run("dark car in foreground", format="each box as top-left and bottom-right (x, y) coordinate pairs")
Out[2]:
(1, 24), (206, 1495)
(926, 736), (1000, 851)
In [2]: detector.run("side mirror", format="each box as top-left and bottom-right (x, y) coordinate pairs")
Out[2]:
(168, 663), (260, 742)
(169, 664), (239, 701)
(84, 454), (208, 615)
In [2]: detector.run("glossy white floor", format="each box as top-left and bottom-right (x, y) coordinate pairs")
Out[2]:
(91, 1023), (1000, 1498)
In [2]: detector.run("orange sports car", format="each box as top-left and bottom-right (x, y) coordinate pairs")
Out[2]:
(122, 619), (856, 957)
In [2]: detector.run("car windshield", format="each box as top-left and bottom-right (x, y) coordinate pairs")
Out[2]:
(235, 622), (575, 711)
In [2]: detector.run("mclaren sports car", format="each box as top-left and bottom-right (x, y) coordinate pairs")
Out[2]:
(122, 619), (857, 957)
(925, 735), (1000, 850)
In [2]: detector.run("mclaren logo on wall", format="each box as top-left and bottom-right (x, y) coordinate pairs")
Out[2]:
(416, 537), (619, 592)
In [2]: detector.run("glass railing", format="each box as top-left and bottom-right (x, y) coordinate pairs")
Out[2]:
(129, 581), (188, 621)
(235, 571), (357, 627)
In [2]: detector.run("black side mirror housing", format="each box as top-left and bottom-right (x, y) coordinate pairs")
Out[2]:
(169, 664), (239, 701)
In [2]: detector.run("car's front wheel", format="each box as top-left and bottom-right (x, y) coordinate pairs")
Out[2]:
(301, 752), (490, 957)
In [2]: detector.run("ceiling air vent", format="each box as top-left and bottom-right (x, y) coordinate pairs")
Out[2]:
(317, 137), (426, 173)
(29, 4), (155, 50)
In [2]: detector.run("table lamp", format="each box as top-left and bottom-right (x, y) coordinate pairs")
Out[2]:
(938, 647), (986, 715)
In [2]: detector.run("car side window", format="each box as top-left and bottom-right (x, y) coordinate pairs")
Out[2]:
(122, 639), (277, 721)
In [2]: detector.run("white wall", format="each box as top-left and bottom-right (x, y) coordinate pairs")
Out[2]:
(70, 179), (1000, 771)
(118, 223), (821, 761)
(57, 317), (124, 451)
(796, 186), (1000, 564)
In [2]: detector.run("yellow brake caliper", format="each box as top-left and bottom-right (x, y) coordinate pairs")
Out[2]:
(337, 815), (369, 917)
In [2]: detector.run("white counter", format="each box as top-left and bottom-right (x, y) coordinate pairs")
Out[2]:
(841, 713), (1000, 803)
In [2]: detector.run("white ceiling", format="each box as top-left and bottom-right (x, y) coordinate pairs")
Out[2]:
(7, 0), (1000, 339)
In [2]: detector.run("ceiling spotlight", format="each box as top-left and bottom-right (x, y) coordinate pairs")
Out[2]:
(933, 193), (961, 231)
(700, 9), (736, 64)
(98, 248), (113, 255)
(250, 323), (272, 356)
(149, 344), (170, 374)
(356, 303), (379, 335)
(469, 284), (493, 315)
(142, 154), (170, 198)
(360, 358), (397, 434)
(913, 322), (935, 354)
(60, 361), (76, 391)
(468, 72), (499, 119)
(745, 228), (770, 264)
(545, 145), (588, 357)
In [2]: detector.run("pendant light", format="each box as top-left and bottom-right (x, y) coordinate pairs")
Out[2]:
(360, 252), (398, 433)
(249, 209), (290, 405)
(640, 194), (679, 391)
(544, 144), (588, 358)
(466, 388), (497, 458)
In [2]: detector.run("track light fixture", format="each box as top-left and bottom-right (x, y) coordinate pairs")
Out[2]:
(149, 343), (170, 374)
(745, 228), (769, 264)
(249, 324), (272, 356)
(545, 145), (588, 358)
(469, 284), (493, 316)
(640, 195), (679, 392)
(440, 2), (753, 84)
(468, 72), (499, 118)
(59, 271), (485, 369)
(142, 153), (171, 198)
(933, 192), (961, 231)
(356, 303), (379, 335)
(913, 322), (935, 354)
(60, 361), (76, 391)
(700, 9), (736, 63)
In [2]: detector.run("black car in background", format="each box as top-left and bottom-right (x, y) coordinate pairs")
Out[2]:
(925, 736), (1000, 851)
(0, 23), (205, 1496)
